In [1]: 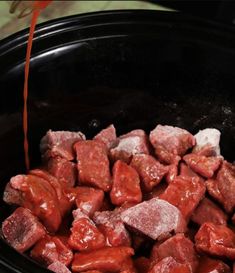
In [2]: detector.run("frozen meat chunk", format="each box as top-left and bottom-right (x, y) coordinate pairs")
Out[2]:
(2, 207), (46, 253)
(93, 209), (131, 247)
(40, 130), (85, 160)
(93, 124), (117, 150)
(149, 125), (195, 164)
(48, 261), (72, 273)
(110, 129), (150, 163)
(121, 198), (186, 240)
(193, 128), (221, 156)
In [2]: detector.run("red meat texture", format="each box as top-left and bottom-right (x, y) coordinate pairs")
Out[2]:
(165, 163), (178, 184)
(121, 198), (187, 240)
(130, 154), (168, 192)
(149, 125), (195, 164)
(197, 257), (231, 273)
(29, 169), (71, 218)
(48, 261), (72, 273)
(93, 208), (131, 247)
(93, 124), (117, 150)
(47, 156), (77, 187)
(191, 197), (227, 226)
(148, 257), (192, 273)
(68, 209), (105, 251)
(134, 257), (150, 273)
(183, 153), (222, 178)
(31, 235), (73, 266)
(74, 140), (112, 192)
(150, 234), (198, 272)
(110, 129), (150, 163)
(4, 174), (62, 233)
(40, 130), (85, 161)
(195, 222), (235, 260)
(110, 160), (142, 206)
(71, 246), (134, 272)
(179, 162), (205, 183)
(160, 175), (206, 221)
(2, 207), (45, 253)
(75, 187), (104, 217)
(206, 161), (235, 213)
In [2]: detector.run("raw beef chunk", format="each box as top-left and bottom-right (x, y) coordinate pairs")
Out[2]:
(197, 257), (231, 273)
(151, 234), (198, 272)
(191, 197), (227, 226)
(93, 124), (117, 150)
(2, 207), (46, 253)
(121, 198), (186, 240)
(110, 129), (150, 163)
(47, 156), (77, 187)
(29, 169), (71, 218)
(143, 182), (168, 200)
(31, 235), (73, 266)
(74, 140), (112, 191)
(148, 257), (191, 273)
(93, 209), (131, 247)
(71, 246), (134, 272)
(130, 154), (168, 192)
(134, 257), (150, 273)
(179, 162), (204, 182)
(68, 209), (105, 251)
(183, 153), (221, 178)
(40, 130), (85, 160)
(165, 164), (178, 184)
(195, 222), (235, 260)
(110, 160), (142, 206)
(160, 175), (206, 220)
(3, 174), (62, 232)
(48, 261), (71, 273)
(206, 161), (235, 213)
(120, 257), (137, 273)
(149, 125), (195, 164)
(193, 128), (221, 156)
(73, 186), (104, 217)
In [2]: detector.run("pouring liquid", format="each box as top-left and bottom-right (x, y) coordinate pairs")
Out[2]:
(23, 1), (52, 171)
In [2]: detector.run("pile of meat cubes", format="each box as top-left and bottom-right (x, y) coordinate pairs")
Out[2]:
(2, 124), (235, 273)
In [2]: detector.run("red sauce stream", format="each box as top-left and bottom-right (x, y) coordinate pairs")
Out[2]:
(23, 1), (52, 171)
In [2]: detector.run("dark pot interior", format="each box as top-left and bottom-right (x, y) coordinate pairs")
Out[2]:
(0, 10), (235, 273)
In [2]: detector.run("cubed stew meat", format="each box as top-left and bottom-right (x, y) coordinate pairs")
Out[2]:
(1, 124), (235, 273)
